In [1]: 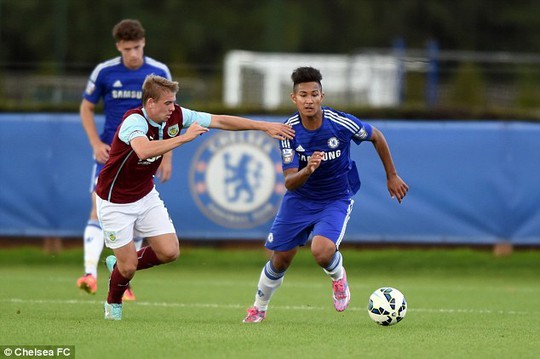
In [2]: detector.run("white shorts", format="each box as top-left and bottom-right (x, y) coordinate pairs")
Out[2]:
(96, 187), (176, 249)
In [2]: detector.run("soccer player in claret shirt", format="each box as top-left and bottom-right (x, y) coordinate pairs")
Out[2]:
(243, 66), (409, 323)
(77, 19), (172, 301)
(97, 74), (294, 320)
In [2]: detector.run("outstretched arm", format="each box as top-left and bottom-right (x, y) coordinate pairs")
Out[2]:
(131, 122), (209, 160)
(370, 127), (409, 203)
(209, 115), (295, 140)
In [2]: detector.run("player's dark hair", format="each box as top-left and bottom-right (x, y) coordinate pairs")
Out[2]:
(112, 19), (146, 42)
(142, 75), (179, 104)
(291, 66), (323, 92)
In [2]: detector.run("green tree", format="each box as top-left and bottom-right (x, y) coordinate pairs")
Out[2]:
(448, 62), (486, 108)
(514, 65), (540, 109)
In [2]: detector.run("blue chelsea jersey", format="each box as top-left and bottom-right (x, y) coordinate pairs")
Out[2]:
(279, 106), (373, 201)
(83, 56), (172, 145)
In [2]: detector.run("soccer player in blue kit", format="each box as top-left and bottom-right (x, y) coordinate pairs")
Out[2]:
(77, 19), (172, 300)
(243, 66), (409, 323)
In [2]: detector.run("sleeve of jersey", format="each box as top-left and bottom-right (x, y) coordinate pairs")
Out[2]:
(163, 66), (172, 81)
(280, 138), (299, 170)
(118, 114), (149, 145)
(83, 66), (103, 104)
(181, 107), (212, 128)
(351, 120), (373, 145)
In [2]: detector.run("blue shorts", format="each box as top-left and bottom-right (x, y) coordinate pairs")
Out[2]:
(266, 194), (355, 251)
(89, 162), (105, 193)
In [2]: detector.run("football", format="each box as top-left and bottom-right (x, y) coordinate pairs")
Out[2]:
(367, 287), (407, 326)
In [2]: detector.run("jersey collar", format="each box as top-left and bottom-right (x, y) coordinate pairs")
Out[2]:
(142, 108), (166, 130)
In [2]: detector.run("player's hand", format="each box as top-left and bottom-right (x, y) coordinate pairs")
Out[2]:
(156, 158), (172, 183)
(387, 174), (409, 203)
(93, 141), (111, 164)
(306, 151), (324, 174)
(263, 123), (295, 140)
(183, 122), (209, 142)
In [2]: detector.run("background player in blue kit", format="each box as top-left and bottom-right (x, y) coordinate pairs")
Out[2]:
(243, 66), (409, 323)
(77, 19), (172, 300)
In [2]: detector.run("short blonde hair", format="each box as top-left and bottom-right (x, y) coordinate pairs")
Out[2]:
(142, 75), (179, 105)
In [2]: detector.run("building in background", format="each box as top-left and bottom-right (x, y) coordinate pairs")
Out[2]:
(223, 50), (401, 110)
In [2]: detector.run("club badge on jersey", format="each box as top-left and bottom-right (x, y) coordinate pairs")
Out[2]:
(167, 124), (180, 137)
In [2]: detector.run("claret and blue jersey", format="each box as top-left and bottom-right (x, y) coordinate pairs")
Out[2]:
(279, 106), (373, 201)
(95, 104), (211, 204)
(83, 56), (171, 145)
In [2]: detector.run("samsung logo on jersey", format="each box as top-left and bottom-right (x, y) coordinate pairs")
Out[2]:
(112, 90), (142, 99)
(300, 150), (341, 162)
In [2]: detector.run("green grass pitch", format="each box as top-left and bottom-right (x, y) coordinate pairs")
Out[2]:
(0, 246), (539, 358)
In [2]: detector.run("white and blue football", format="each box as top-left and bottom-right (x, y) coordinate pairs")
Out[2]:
(368, 287), (407, 326)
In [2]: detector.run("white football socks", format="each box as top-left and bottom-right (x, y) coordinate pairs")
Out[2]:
(253, 261), (285, 311)
(83, 220), (104, 277)
(323, 251), (344, 281)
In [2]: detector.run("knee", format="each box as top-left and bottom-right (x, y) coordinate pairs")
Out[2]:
(271, 258), (290, 272)
(311, 236), (337, 267)
(117, 261), (137, 279)
(312, 252), (330, 267)
(158, 247), (180, 263)
(312, 247), (335, 267)
(270, 250), (296, 272)
(169, 248), (180, 262)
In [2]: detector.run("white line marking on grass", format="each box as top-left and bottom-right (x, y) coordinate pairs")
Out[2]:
(2, 298), (537, 316)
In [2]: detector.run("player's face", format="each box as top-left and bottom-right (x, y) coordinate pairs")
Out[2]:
(116, 39), (145, 70)
(291, 82), (324, 118)
(146, 90), (176, 123)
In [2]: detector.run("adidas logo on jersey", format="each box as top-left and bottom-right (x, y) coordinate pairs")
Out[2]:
(112, 80), (123, 88)
(295, 145), (305, 152)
